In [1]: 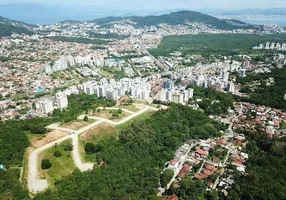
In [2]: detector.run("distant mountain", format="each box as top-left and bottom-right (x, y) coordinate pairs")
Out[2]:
(222, 8), (286, 16)
(0, 16), (34, 37)
(91, 10), (256, 30)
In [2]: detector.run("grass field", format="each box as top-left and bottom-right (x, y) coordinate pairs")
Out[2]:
(38, 139), (75, 188)
(100, 70), (113, 79)
(115, 104), (140, 112)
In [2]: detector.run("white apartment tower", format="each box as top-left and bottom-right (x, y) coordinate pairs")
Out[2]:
(56, 92), (68, 109)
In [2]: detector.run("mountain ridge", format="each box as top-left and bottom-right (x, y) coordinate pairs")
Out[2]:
(0, 16), (34, 37)
(90, 10), (256, 30)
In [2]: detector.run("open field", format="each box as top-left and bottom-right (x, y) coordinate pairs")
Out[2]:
(100, 70), (113, 79)
(38, 139), (75, 188)
(60, 119), (96, 130)
(28, 130), (69, 148)
(92, 109), (130, 121)
(115, 104), (140, 112)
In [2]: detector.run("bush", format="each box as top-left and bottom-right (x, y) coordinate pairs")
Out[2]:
(83, 116), (89, 122)
(41, 159), (52, 170)
(85, 143), (95, 154)
(53, 151), (62, 157)
(63, 144), (73, 151)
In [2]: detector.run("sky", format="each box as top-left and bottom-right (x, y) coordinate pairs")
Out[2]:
(0, 0), (286, 10)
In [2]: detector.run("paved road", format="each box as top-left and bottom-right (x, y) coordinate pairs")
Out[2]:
(28, 104), (155, 193)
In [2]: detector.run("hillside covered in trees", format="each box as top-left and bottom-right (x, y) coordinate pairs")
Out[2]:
(236, 66), (286, 111)
(91, 11), (255, 30)
(0, 16), (33, 37)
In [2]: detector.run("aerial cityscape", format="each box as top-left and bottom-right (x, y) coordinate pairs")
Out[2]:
(0, 0), (286, 200)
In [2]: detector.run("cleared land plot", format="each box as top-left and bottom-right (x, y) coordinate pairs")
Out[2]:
(38, 139), (75, 188)
(60, 119), (96, 130)
(28, 130), (69, 148)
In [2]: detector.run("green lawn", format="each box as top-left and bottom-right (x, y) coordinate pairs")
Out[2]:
(115, 104), (140, 112)
(38, 139), (75, 188)
(281, 123), (286, 129)
(100, 70), (113, 79)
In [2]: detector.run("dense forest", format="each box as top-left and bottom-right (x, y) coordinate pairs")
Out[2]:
(150, 34), (286, 57)
(236, 66), (286, 111)
(48, 36), (109, 45)
(34, 104), (224, 200)
(92, 11), (254, 30)
(0, 23), (33, 37)
(188, 85), (235, 115)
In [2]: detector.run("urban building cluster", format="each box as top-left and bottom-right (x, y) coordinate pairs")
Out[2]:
(82, 77), (151, 101)
(159, 135), (250, 197)
(35, 92), (69, 114)
(154, 80), (194, 104)
(253, 42), (286, 51)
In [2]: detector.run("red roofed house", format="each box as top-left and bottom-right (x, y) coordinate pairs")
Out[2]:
(177, 164), (192, 179)
(203, 169), (213, 177)
(194, 173), (208, 180)
(196, 149), (208, 158)
(205, 164), (216, 172)
(168, 194), (179, 200)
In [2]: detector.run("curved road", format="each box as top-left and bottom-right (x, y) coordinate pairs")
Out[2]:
(28, 104), (157, 194)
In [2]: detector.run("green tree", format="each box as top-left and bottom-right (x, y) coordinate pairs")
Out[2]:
(84, 115), (89, 122)
(160, 169), (174, 188)
(85, 143), (96, 154)
(53, 151), (62, 157)
(41, 159), (52, 170)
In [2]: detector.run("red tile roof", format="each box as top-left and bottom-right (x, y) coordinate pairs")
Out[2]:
(205, 164), (216, 171)
(169, 160), (176, 166)
(196, 149), (208, 156)
(168, 194), (179, 200)
(203, 169), (213, 176)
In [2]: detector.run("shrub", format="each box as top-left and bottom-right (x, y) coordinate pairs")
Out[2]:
(85, 143), (95, 154)
(63, 144), (73, 151)
(83, 115), (89, 122)
(53, 151), (62, 157)
(41, 159), (52, 170)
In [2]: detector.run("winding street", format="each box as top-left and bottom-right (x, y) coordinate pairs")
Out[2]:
(27, 104), (157, 194)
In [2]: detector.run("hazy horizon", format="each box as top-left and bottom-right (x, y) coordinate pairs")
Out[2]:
(1, 0), (286, 25)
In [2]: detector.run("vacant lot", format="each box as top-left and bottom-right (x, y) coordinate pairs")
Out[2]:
(29, 130), (69, 148)
(60, 119), (96, 130)
(38, 139), (75, 188)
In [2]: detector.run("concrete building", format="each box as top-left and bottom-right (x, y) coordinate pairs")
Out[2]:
(37, 99), (54, 114)
(56, 92), (68, 109)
